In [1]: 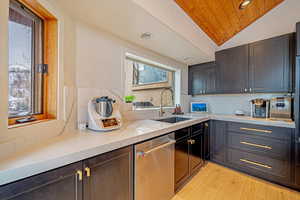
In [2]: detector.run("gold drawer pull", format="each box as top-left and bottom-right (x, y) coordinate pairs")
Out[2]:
(76, 170), (83, 181)
(240, 141), (272, 150)
(240, 127), (272, 134)
(240, 159), (272, 169)
(85, 167), (91, 177)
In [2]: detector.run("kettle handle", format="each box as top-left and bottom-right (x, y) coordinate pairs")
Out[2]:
(106, 101), (113, 117)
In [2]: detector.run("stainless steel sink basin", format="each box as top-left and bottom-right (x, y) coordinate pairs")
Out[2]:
(154, 117), (192, 123)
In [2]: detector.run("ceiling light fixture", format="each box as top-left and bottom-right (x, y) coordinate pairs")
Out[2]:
(183, 57), (193, 62)
(140, 32), (152, 40)
(239, 0), (252, 10)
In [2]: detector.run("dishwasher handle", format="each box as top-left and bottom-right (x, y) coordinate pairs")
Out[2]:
(137, 139), (176, 157)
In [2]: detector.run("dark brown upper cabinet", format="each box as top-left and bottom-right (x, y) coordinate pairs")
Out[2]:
(188, 62), (216, 95)
(189, 33), (294, 95)
(297, 22), (300, 56)
(215, 45), (249, 93)
(249, 34), (293, 93)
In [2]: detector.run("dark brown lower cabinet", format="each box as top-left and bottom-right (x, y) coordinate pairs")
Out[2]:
(83, 146), (133, 200)
(0, 146), (133, 200)
(175, 134), (190, 190)
(175, 123), (207, 191)
(210, 120), (226, 164)
(210, 120), (295, 188)
(189, 133), (204, 175)
(203, 122), (210, 160)
(296, 165), (300, 186)
(296, 141), (300, 186)
(0, 162), (83, 200)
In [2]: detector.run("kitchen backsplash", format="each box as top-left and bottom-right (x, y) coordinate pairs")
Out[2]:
(77, 88), (179, 125)
(191, 93), (290, 116)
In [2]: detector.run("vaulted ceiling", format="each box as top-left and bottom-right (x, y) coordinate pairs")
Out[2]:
(175, 0), (284, 45)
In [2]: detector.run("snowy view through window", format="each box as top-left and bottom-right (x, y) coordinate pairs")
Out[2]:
(8, 14), (33, 117)
(133, 63), (168, 85)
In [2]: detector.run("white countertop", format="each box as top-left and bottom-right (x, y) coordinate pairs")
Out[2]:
(192, 113), (296, 128)
(0, 114), (295, 185)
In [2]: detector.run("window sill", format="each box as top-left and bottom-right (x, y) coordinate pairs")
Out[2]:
(8, 118), (55, 129)
(132, 85), (171, 91)
(133, 106), (175, 111)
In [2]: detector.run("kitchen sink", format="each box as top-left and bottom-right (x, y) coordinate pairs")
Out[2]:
(154, 117), (192, 123)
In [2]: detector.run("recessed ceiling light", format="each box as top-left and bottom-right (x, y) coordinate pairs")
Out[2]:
(140, 32), (152, 40)
(239, 0), (252, 10)
(184, 57), (193, 62)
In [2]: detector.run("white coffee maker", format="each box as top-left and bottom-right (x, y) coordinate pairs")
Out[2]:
(88, 96), (122, 131)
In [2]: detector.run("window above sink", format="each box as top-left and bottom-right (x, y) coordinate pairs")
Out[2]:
(125, 53), (181, 110)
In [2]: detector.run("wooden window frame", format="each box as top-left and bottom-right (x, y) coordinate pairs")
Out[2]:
(8, 0), (58, 126)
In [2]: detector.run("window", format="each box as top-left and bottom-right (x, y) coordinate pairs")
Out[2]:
(9, 0), (44, 118)
(133, 62), (168, 85)
(8, 0), (58, 126)
(125, 57), (176, 109)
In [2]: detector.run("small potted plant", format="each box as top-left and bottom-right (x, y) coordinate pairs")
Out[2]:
(124, 95), (135, 103)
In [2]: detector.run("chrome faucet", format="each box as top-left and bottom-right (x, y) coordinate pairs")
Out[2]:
(159, 88), (174, 117)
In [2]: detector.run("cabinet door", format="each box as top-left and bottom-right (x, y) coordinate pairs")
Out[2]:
(215, 45), (249, 93)
(0, 162), (83, 200)
(188, 62), (216, 95)
(189, 133), (205, 175)
(175, 137), (189, 190)
(249, 34), (292, 93)
(188, 65), (206, 95)
(297, 22), (300, 56)
(210, 120), (227, 163)
(203, 122), (210, 160)
(295, 165), (300, 186)
(204, 65), (217, 94)
(83, 146), (133, 200)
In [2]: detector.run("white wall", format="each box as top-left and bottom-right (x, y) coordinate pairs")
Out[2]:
(0, 0), (190, 159)
(131, 0), (217, 62)
(75, 21), (190, 122)
(0, 0), (77, 159)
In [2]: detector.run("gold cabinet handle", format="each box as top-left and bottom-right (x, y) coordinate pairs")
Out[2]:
(188, 139), (195, 145)
(240, 141), (272, 150)
(204, 123), (209, 127)
(76, 170), (83, 181)
(85, 167), (91, 177)
(240, 159), (272, 169)
(240, 127), (272, 134)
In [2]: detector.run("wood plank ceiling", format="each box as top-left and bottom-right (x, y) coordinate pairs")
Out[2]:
(174, 0), (284, 46)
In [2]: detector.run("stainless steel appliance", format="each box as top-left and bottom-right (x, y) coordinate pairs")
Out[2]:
(87, 96), (122, 131)
(95, 96), (115, 117)
(270, 97), (293, 121)
(135, 133), (175, 200)
(250, 98), (270, 119)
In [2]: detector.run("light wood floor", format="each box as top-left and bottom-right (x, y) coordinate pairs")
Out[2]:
(172, 162), (300, 200)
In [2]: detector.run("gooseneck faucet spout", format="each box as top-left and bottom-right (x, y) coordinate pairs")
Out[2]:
(159, 88), (174, 117)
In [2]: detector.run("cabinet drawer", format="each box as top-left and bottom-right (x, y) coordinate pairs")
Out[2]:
(175, 128), (189, 140)
(191, 123), (204, 136)
(227, 148), (291, 183)
(228, 132), (290, 160)
(228, 122), (292, 140)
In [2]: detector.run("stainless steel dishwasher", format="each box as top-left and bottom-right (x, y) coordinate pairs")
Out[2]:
(135, 133), (175, 200)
